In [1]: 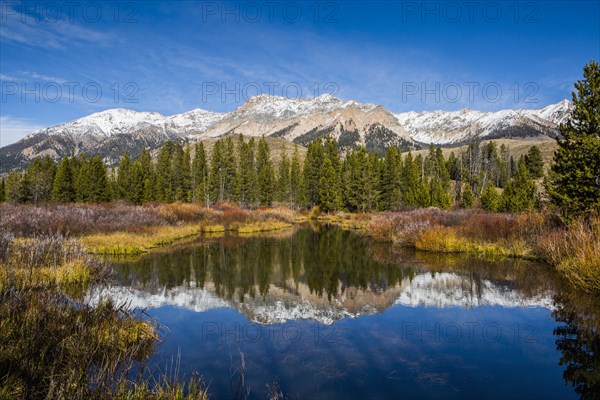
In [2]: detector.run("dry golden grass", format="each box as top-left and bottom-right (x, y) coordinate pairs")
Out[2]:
(236, 219), (293, 234)
(82, 224), (203, 255)
(414, 225), (532, 258)
(316, 212), (374, 230)
(539, 216), (600, 293)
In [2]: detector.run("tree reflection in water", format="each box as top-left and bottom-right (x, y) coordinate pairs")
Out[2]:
(553, 289), (600, 400)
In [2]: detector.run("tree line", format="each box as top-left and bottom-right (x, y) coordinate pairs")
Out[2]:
(0, 133), (546, 213)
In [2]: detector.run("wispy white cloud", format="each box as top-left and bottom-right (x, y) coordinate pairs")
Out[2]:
(0, 4), (115, 50)
(0, 115), (45, 147)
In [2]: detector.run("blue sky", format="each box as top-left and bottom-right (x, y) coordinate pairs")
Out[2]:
(1, 0), (599, 146)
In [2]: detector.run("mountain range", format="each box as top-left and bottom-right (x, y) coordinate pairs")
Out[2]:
(0, 94), (571, 171)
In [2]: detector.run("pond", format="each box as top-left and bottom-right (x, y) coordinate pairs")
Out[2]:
(88, 224), (600, 399)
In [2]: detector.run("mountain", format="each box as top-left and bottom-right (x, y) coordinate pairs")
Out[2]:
(395, 100), (571, 145)
(0, 96), (571, 171)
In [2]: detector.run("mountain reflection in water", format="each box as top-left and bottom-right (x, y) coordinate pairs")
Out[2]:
(88, 225), (600, 399)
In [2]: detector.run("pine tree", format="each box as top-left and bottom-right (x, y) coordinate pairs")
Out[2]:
(501, 161), (537, 212)
(319, 157), (341, 212)
(498, 144), (511, 188)
(117, 151), (131, 200)
(524, 145), (544, 178)
(415, 154), (430, 207)
(430, 177), (452, 209)
(74, 154), (88, 202)
(138, 148), (155, 202)
(277, 148), (291, 203)
(401, 152), (419, 207)
(86, 156), (110, 203)
(52, 157), (75, 203)
(128, 160), (145, 205)
(256, 136), (275, 206)
(182, 144), (192, 202)
(302, 138), (324, 207)
(461, 183), (474, 208)
(381, 147), (401, 210)
(289, 143), (302, 207)
(480, 181), (500, 212)
(547, 60), (600, 216)
(143, 178), (154, 204)
(341, 149), (358, 211)
(209, 140), (225, 204)
(237, 136), (256, 207)
(21, 157), (56, 204)
(156, 142), (175, 203)
(170, 143), (186, 202)
(223, 137), (239, 201)
(366, 151), (381, 210)
(5, 172), (22, 203)
(192, 142), (208, 204)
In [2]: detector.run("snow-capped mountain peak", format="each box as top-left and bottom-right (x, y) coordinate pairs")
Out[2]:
(32, 108), (166, 138)
(394, 100), (571, 145)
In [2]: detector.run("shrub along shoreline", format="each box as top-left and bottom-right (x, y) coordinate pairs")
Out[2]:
(365, 208), (600, 293)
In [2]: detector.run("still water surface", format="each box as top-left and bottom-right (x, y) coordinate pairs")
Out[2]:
(89, 225), (600, 399)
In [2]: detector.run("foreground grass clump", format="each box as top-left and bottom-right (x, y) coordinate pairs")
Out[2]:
(0, 234), (94, 291)
(0, 290), (156, 399)
(0, 233), (208, 399)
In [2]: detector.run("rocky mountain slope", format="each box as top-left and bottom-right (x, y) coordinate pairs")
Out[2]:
(0, 95), (571, 171)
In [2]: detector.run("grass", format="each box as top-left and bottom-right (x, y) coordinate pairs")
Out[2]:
(308, 207), (373, 230)
(82, 224), (204, 255)
(539, 216), (600, 293)
(368, 209), (600, 293)
(413, 225), (532, 258)
(236, 219), (293, 234)
(81, 205), (299, 255)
